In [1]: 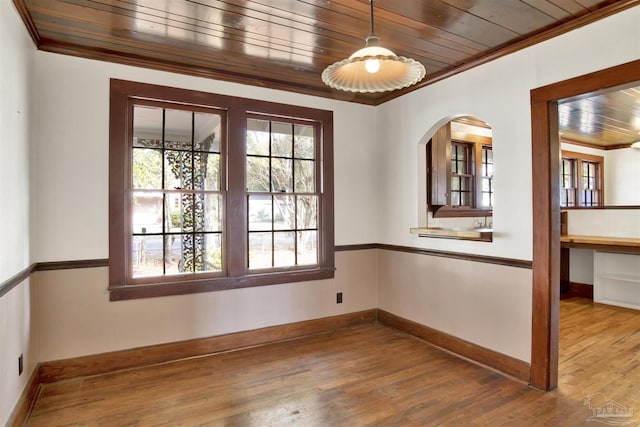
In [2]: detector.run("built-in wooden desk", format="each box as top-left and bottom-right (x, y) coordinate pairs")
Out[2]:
(560, 234), (640, 308)
(560, 234), (640, 254)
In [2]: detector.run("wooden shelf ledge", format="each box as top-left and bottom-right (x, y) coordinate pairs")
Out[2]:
(410, 227), (492, 242)
(561, 234), (640, 254)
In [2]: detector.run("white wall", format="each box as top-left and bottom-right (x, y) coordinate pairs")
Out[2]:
(569, 249), (594, 285)
(562, 142), (640, 206)
(35, 250), (377, 361)
(375, 6), (640, 362)
(0, 1), (32, 284)
(606, 147), (640, 205)
(561, 143), (640, 284)
(377, 50), (536, 260)
(0, 2), (37, 425)
(566, 206), (640, 284)
(30, 51), (380, 361)
(567, 208), (640, 238)
(32, 53), (379, 261)
(377, 251), (532, 361)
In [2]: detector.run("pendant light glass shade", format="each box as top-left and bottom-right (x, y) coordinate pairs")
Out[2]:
(321, 2), (426, 93)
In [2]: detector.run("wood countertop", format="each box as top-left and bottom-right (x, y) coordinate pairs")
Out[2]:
(560, 234), (640, 254)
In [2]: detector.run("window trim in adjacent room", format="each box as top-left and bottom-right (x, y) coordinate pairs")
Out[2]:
(449, 141), (474, 208)
(109, 79), (334, 301)
(479, 144), (494, 209)
(560, 150), (604, 208)
(428, 131), (493, 218)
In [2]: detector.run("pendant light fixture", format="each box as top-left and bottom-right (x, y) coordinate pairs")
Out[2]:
(322, 0), (426, 93)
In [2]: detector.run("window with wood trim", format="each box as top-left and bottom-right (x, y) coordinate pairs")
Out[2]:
(246, 117), (320, 270)
(560, 158), (577, 207)
(109, 80), (334, 301)
(480, 145), (494, 208)
(450, 142), (473, 207)
(560, 150), (604, 208)
(130, 104), (224, 279)
(580, 160), (601, 206)
(427, 119), (493, 218)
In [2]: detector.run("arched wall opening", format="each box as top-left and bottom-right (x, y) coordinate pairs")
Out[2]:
(417, 115), (494, 230)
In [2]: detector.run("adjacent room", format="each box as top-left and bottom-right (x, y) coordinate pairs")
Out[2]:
(2, 0), (639, 425)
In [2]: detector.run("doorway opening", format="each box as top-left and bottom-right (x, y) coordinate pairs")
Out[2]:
(529, 59), (640, 391)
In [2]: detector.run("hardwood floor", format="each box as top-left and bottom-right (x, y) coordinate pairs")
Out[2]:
(25, 298), (640, 426)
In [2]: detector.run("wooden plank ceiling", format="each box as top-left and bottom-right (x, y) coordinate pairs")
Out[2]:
(12, 0), (640, 147)
(560, 85), (640, 148)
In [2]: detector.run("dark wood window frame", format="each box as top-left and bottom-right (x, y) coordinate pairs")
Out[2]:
(428, 130), (493, 218)
(480, 145), (494, 209)
(560, 157), (577, 207)
(560, 150), (604, 208)
(449, 142), (473, 208)
(109, 79), (334, 301)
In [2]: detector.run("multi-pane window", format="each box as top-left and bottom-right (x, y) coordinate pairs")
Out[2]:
(450, 142), (473, 207)
(560, 158), (577, 207)
(131, 105), (224, 278)
(480, 146), (493, 208)
(427, 119), (493, 218)
(246, 118), (319, 269)
(581, 161), (601, 206)
(560, 151), (603, 208)
(109, 79), (334, 300)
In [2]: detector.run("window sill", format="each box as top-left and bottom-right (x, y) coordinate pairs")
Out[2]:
(430, 206), (492, 218)
(410, 227), (493, 242)
(109, 267), (336, 301)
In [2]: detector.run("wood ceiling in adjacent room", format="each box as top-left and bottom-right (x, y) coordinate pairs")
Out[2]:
(13, 0), (639, 105)
(560, 85), (640, 149)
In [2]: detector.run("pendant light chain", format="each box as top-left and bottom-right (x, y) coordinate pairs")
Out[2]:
(369, 0), (375, 37)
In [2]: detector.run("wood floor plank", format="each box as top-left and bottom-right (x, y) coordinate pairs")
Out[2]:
(25, 298), (640, 426)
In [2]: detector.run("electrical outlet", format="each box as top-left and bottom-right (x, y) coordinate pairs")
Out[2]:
(336, 292), (343, 304)
(18, 354), (23, 376)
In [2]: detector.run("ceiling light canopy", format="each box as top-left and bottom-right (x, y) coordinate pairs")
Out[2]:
(322, 0), (426, 93)
(631, 141), (640, 149)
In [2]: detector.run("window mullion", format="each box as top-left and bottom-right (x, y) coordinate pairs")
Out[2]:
(291, 123), (298, 265)
(271, 193), (275, 268)
(191, 112), (196, 273)
(269, 121), (274, 267)
(162, 108), (167, 276)
(576, 159), (583, 206)
(226, 107), (248, 277)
